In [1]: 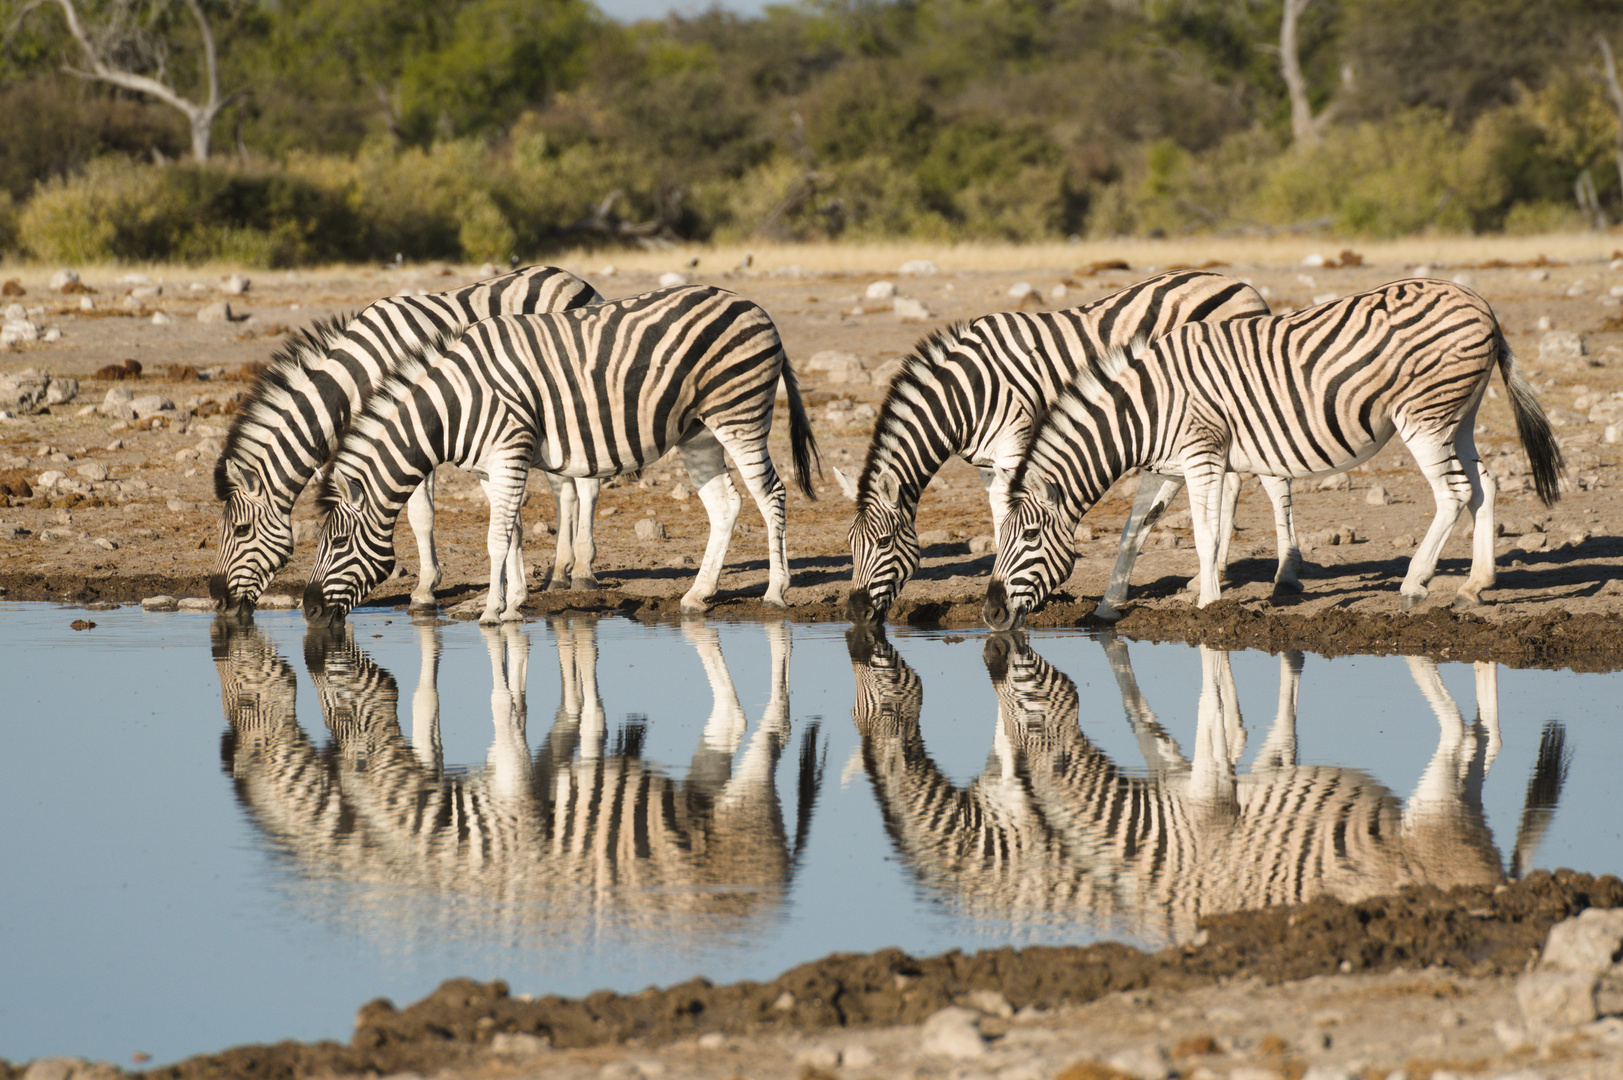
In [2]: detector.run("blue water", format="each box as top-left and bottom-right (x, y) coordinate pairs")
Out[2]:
(0, 603), (1619, 1067)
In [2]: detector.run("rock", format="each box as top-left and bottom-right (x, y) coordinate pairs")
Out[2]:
(49, 269), (81, 291)
(3, 301), (23, 320)
(130, 393), (176, 418)
(2, 318), (40, 345)
(130, 284), (161, 299)
(1538, 330), (1585, 363)
(1050, 283), (1069, 300)
(1518, 968), (1598, 1029)
(792, 1043), (839, 1070)
(1541, 907), (1623, 973)
(79, 295), (94, 311)
(198, 300), (234, 323)
(93, 537), (117, 550)
(43, 327), (61, 342)
(221, 273), (251, 295)
(1365, 485), (1389, 506)
(917, 528), (951, 547)
(668, 483), (690, 502)
(894, 297), (932, 323)
(865, 280), (897, 301)
(258, 594), (300, 610)
(1517, 908), (1623, 1030)
(121, 294), (145, 311)
(150, 311), (173, 326)
(166, 498), (193, 512)
(840, 1045), (877, 1068)
(178, 597), (214, 611)
(1317, 473), (1350, 491)
(1009, 281), (1035, 301)
(657, 271), (688, 288)
(872, 358), (906, 387)
(76, 462), (109, 482)
(804, 349), (865, 382)
(1, 371), (77, 412)
(141, 595), (179, 611)
(35, 469), (66, 490)
(969, 534), (996, 554)
(634, 518), (666, 541)
(960, 988), (1014, 1018)
(919, 1006), (987, 1060)
(898, 259), (938, 275)
(488, 1032), (549, 1056)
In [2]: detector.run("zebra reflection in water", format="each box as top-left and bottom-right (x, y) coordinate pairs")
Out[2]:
(846, 628), (1566, 945)
(213, 617), (824, 942)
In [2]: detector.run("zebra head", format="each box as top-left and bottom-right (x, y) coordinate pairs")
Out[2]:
(303, 466), (395, 628)
(841, 469), (919, 624)
(211, 456), (295, 618)
(984, 477), (1075, 631)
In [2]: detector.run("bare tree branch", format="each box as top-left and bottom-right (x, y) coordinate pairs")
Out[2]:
(1279, 0), (1334, 146)
(1597, 34), (1623, 221)
(33, 0), (229, 161)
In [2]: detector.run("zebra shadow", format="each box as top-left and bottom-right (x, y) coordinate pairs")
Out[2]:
(845, 626), (1566, 946)
(212, 616), (826, 945)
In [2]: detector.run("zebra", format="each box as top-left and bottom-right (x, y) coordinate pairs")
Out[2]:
(303, 284), (819, 626)
(984, 279), (1565, 630)
(846, 626), (1566, 943)
(210, 265), (605, 618)
(215, 615), (824, 939)
(837, 269), (1303, 625)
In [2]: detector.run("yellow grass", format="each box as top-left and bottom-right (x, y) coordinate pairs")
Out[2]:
(3, 232), (1619, 288)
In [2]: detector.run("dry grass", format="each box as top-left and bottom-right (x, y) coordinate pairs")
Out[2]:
(1, 232), (1619, 288)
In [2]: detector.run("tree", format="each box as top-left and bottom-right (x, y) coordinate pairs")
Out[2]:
(1277, 0), (1334, 144)
(11, 0), (231, 161)
(1596, 34), (1623, 220)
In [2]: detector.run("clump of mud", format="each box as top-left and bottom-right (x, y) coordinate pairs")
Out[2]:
(6, 871), (1611, 1080)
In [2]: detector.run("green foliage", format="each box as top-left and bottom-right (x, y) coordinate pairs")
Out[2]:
(0, 190), (19, 256)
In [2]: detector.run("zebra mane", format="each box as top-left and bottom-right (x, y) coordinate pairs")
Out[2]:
(857, 323), (971, 501)
(316, 327), (457, 513)
(215, 313), (355, 500)
(1008, 334), (1151, 501)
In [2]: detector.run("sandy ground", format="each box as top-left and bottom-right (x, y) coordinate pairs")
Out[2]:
(4, 238), (1623, 1078)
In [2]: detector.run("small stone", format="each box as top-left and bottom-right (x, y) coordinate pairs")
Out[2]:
(894, 297), (932, 323)
(634, 518), (666, 541)
(793, 1043), (839, 1070)
(198, 300), (234, 323)
(840, 1045), (877, 1069)
(166, 498), (193, 512)
(657, 271), (688, 288)
(141, 595), (179, 611)
(1317, 473), (1350, 491)
(1365, 484), (1389, 506)
(1050, 283), (1068, 300)
(76, 461), (109, 482)
(49, 269), (81, 291)
(917, 528), (951, 547)
(488, 1032), (550, 1056)
(969, 534), (996, 554)
(221, 273), (251, 295)
(696, 1032), (726, 1050)
(1538, 330), (1585, 363)
(79, 295), (94, 311)
(1008, 281), (1034, 301)
(1518, 968), (1597, 1028)
(772, 990), (795, 1011)
(960, 988), (1014, 1018)
(1301, 253), (1327, 268)
(150, 311), (173, 326)
(919, 1006), (986, 1060)
(1107, 1046), (1174, 1080)
(177, 597), (214, 611)
(258, 594), (299, 610)
(865, 280), (897, 301)
(130, 393), (175, 418)
(667, 483), (689, 502)
(1541, 908), (1623, 973)
(36, 469), (65, 490)
(898, 260), (938, 275)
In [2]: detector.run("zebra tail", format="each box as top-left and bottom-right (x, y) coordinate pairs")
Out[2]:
(781, 356), (822, 500)
(1508, 720), (1569, 880)
(1498, 333), (1565, 506)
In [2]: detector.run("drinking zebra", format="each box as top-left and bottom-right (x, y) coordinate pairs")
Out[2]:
(984, 279), (1564, 630)
(838, 269), (1302, 624)
(214, 615), (823, 940)
(211, 265), (604, 618)
(303, 285), (819, 626)
(846, 627), (1565, 943)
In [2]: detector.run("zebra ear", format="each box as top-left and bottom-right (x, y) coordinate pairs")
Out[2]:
(833, 467), (860, 502)
(1043, 478), (1065, 509)
(341, 473), (365, 507)
(875, 470), (901, 505)
(225, 459), (260, 496)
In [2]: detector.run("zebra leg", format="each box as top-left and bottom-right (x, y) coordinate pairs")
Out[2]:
(1097, 473), (1182, 621)
(542, 472), (577, 591)
(1397, 433), (1474, 611)
(477, 459), (532, 624)
(1197, 470), (1245, 594)
(1190, 646), (1241, 816)
(1474, 660), (1501, 766)
(1257, 474), (1304, 597)
(569, 478), (602, 590)
(1452, 436), (1497, 609)
(1254, 649), (1303, 770)
(705, 424), (793, 609)
(677, 427), (744, 612)
(480, 623), (532, 813)
(410, 619), (443, 774)
(683, 620), (748, 787)
(404, 473), (441, 609)
(1183, 461), (1230, 607)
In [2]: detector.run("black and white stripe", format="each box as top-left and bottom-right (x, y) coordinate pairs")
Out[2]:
(848, 628), (1558, 942)
(210, 265), (603, 617)
(985, 279), (1565, 629)
(840, 270), (1299, 624)
(304, 285), (820, 626)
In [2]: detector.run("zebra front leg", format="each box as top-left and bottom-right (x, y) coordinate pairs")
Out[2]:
(570, 478), (602, 589)
(410, 619), (443, 773)
(678, 427), (743, 612)
(1256, 474), (1304, 597)
(1183, 461), (1229, 607)
(1097, 473), (1182, 621)
(542, 472), (577, 590)
(478, 461), (533, 624)
(403, 473), (441, 609)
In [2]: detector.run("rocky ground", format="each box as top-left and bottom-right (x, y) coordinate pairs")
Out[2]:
(4, 239), (1623, 1079)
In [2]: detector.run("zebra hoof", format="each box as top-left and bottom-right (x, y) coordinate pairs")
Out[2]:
(408, 596), (438, 611)
(1451, 592), (1483, 611)
(545, 578), (570, 592)
(570, 576), (599, 590)
(1399, 591), (1425, 612)
(679, 593), (712, 614)
(1092, 602), (1123, 623)
(1272, 576), (1305, 596)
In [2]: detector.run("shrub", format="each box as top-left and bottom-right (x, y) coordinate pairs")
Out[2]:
(0, 191), (20, 257)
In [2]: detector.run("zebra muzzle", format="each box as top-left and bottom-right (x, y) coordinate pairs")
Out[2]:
(844, 586), (886, 625)
(982, 579), (1021, 632)
(302, 582), (346, 628)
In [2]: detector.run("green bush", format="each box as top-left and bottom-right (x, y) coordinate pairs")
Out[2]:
(0, 191), (20, 256)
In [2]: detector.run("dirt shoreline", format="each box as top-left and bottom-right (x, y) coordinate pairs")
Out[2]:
(4, 247), (1623, 1076)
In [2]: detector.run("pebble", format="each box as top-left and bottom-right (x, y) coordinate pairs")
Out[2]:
(657, 272), (688, 288)
(49, 269), (80, 290)
(177, 598), (215, 611)
(1537, 330), (1585, 363)
(1365, 485), (1389, 506)
(141, 595), (179, 611)
(634, 518), (666, 541)
(894, 297), (932, 322)
(257, 594), (299, 610)
(198, 300), (234, 323)
(919, 1006), (987, 1059)
(865, 280), (896, 301)
(898, 260), (938, 275)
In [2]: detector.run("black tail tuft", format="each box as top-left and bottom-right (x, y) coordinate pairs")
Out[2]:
(781, 356), (822, 500)
(1498, 334), (1565, 506)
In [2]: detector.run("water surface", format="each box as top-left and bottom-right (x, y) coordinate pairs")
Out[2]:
(1, 604), (1619, 1066)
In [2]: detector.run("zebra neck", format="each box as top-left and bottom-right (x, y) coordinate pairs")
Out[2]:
(864, 373), (975, 502)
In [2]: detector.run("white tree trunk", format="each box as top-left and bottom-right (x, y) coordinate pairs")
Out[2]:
(1281, 0), (1323, 146)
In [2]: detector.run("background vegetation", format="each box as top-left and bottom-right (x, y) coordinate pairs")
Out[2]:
(4, 0), (1623, 265)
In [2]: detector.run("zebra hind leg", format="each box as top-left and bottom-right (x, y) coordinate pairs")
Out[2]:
(477, 462), (532, 624)
(1451, 430), (1497, 610)
(1398, 430), (1475, 611)
(710, 426), (792, 607)
(1256, 474), (1304, 597)
(678, 427), (743, 612)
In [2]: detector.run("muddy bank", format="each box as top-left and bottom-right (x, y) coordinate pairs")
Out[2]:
(0, 871), (1609, 1080)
